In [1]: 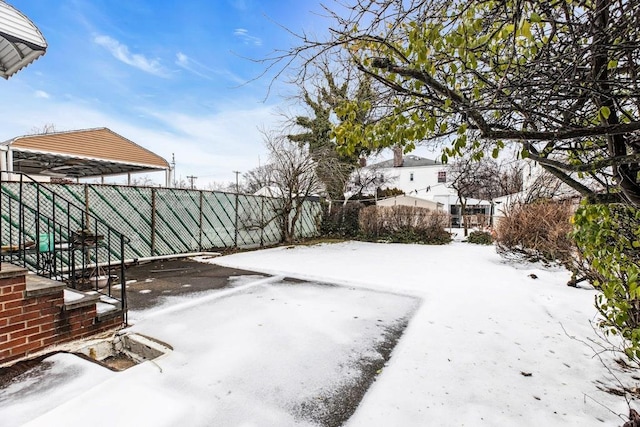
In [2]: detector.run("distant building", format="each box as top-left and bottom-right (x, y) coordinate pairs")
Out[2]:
(368, 148), (490, 227)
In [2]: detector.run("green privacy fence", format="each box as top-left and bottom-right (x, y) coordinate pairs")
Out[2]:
(2, 182), (321, 260)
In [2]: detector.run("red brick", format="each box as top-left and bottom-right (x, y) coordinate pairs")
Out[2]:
(42, 336), (58, 346)
(40, 320), (60, 333)
(31, 299), (55, 309)
(0, 318), (7, 327)
(7, 281), (24, 287)
(21, 297), (39, 307)
(1, 307), (23, 319)
(0, 322), (25, 335)
(0, 291), (23, 303)
(0, 333), (7, 343)
(27, 330), (55, 343)
(26, 314), (55, 328)
(10, 326), (40, 340)
(5, 336), (27, 348)
(2, 299), (25, 310)
(10, 276), (26, 285)
(12, 283), (26, 292)
(8, 310), (42, 324)
(0, 276), (26, 287)
(40, 306), (62, 316)
(11, 340), (44, 356)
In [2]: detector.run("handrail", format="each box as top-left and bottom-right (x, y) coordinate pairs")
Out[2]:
(1, 172), (128, 323)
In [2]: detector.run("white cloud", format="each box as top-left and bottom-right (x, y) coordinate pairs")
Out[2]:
(34, 90), (50, 99)
(233, 28), (262, 46)
(0, 83), (282, 187)
(175, 52), (245, 84)
(175, 52), (211, 80)
(94, 35), (169, 77)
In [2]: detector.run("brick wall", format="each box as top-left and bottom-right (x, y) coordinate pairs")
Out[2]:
(0, 265), (123, 365)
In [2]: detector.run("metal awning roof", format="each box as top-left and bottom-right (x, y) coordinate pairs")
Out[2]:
(0, 1), (47, 79)
(2, 128), (170, 178)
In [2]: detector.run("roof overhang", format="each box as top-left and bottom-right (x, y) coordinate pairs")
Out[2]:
(10, 149), (167, 178)
(0, 2), (47, 79)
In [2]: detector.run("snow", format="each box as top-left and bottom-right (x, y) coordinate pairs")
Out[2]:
(63, 289), (84, 303)
(95, 302), (118, 315)
(0, 241), (633, 426)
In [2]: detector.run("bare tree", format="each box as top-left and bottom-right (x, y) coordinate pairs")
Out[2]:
(449, 155), (503, 235)
(205, 181), (237, 193)
(345, 162), (395, 200)
(129, 176), (156, 187)
(497, 162), (524, 198)
(522, 167), (581, 204)
(261, 131), (323, 243)
(29, 123), (57, 135)
(242, 164), (275, 194)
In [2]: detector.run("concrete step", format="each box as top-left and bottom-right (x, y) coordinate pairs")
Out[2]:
(25, 274), (66, 298)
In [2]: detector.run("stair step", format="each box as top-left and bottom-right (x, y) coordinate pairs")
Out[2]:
(25, 274), (66, 298)
(96, 298), (123, 321)
(63, 288), (99, 310)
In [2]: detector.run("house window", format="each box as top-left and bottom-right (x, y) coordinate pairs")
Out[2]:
(409, 172), (414, 182)
(438, 171), (446, 183)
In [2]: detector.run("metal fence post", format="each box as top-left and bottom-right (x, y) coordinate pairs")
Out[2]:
(199, 191), (203, 252)
(151, 188), (156, 256)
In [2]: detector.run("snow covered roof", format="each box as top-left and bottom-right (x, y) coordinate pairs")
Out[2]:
(0, 2), (47, 79)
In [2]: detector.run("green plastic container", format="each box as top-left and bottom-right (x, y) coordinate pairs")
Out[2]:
(38, 233), (54, 253)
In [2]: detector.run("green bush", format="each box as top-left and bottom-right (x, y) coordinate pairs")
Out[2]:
(573, 202), (640, 360)
(467, 230), (493, 245)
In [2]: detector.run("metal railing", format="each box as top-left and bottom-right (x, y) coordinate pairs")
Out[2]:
(0, 173), (128, 322)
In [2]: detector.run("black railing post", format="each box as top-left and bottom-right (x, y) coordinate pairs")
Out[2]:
(120, 236), (127, 325)
(18, 175), (24, 266)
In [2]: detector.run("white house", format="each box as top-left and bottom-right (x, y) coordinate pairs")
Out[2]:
(368, 148), (491, 226)
(370, 149), (453, 199)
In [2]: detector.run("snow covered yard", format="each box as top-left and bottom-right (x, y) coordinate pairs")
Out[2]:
(0, 241), (635, 426)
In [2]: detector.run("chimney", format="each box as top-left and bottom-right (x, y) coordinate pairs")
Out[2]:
(393, 146), (404, 167)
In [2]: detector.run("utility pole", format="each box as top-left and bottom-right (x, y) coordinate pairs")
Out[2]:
(171, 153), (177, 188)
(187, 175), (197, 190)
(233, 171), (240, 248)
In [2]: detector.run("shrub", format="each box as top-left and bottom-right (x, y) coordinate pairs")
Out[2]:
(467, 230), (493, 245)
(358, 205), (451, 244)
(320, 201), (363, 238)
(573, 202), (640, 360)
(494, 200), (574, 263)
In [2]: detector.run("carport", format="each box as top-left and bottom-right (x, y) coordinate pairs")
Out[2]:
(0, 127), (172, 186)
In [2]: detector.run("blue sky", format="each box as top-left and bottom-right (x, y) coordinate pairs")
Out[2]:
(2, 0), (331, 187)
